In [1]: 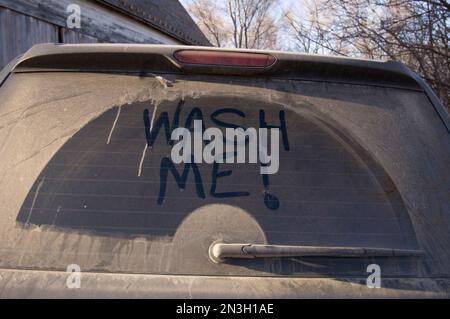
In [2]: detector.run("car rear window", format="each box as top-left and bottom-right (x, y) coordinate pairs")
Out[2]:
(0, 71), (444, 277)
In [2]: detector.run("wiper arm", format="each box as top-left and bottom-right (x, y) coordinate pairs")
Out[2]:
(209, 242), (423, 263)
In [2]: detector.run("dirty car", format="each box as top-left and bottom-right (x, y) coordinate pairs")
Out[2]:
(0, 44), (449, 298)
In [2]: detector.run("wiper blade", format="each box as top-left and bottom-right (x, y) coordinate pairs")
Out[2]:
(208, 242), (423, 263)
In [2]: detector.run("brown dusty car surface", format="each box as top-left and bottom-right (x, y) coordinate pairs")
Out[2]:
(0, 44), (449, 298)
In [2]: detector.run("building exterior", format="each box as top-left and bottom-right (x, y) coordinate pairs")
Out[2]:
(0, 0), (211, 69)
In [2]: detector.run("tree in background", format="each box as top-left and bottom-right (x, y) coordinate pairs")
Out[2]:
(284, 0), (450, 110)
(185, 0), (449, 110)
(188, 0), (279, 49)
(188, 0), (230, 47)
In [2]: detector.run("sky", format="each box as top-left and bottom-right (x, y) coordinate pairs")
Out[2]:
(180, 0), (298, 22)
(179, 0), (302, 50)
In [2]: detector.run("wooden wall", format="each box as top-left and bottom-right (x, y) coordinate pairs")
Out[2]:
(0, 0), (182, 69)
(0, 7), (58, 69)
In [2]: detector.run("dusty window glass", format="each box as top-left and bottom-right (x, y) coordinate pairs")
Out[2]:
(0, 72), (434, 277)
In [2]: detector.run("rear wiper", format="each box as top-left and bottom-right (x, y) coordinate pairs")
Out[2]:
(208, 242), (423, 263)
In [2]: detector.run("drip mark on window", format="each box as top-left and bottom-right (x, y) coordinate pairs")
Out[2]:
(138, 103), (158, 177)
(106, 105), (122, 145)
(25, 177), (45, 225)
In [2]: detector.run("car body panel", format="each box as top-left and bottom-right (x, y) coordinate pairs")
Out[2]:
(1, 268), (449, 298)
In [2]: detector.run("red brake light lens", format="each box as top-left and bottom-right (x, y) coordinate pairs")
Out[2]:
(173, 50), (276, 68)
